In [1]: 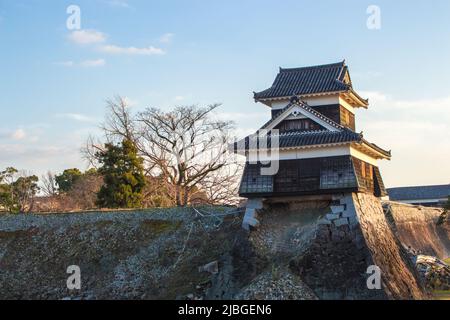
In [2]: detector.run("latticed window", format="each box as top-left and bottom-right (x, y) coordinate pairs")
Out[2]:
(276, 119), (322, 132)
(320, 156), (357, 189)
(274, 159), (321, 193)
(239, 164), (273, 194)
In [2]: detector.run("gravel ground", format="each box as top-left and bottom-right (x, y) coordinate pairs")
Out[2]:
(236, 268), (317, 300)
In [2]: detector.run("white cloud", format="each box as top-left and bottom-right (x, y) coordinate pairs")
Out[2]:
(159, 33), (174, 43)
(68, 29), (107, 45)
(98, 44), (165, 55)
(213, 111), (268, 121)
(54, 61), (75, 67)
(360, 91), (388, 103)
(360, 91), (450, 122)
(11, 129), (26, 140)
(0, 143), (83, 175)
(80, 59), (106, 67)
(66, 28), (166, 58)
(55, 113), (96, 123)
(105, 0), (130, 8)
(122, 97), (138, 107)
(174, 96), (185, 101)
(54, 59), (106, 68)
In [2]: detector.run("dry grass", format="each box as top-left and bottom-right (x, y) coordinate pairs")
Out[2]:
(434, 290), (450, 300)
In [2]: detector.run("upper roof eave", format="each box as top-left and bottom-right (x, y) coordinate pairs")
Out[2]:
(254, 90), (347, 103)
(254, 89), (369, 108)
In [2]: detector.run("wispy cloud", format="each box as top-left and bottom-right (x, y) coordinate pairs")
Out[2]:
(213, 111), (267, 122)
(122, 96), (138, 107)
(0, 128), (40, 142)
(54, 61), (75, 67)
(54, 59), (106, 68)
(104, 0), (130, 8)
(66, 28), (165, 57)
(80, 59), (106, 67)
(159, 33), (174, 43)
(11, 128), (26, 140)
(0, 143), (81, 171)
(68, 29), (107, 45)
(55, 113), (97, 123)
(53, 61), (75, 68)
(98, 44), (165, 55)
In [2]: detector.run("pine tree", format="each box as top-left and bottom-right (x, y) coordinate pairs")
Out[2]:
(96, 139), (146, 208)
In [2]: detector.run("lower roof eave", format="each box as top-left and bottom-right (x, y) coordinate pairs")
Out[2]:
(233, 141), (353, 154)
(353, 141), (391, 160)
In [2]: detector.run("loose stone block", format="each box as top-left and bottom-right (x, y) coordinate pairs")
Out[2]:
(326, 213), (340, 221)
(318, 218), (331, 225)
(242, 208), (259, 230)
(330, 205), (345, 214)
(334, 218), (349, 227)
(342, 209), (356, 218)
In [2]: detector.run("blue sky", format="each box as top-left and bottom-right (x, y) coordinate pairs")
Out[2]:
(0, 0), (449, 187)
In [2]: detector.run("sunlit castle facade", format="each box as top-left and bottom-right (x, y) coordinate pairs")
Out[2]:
(234, 61), (391, 202)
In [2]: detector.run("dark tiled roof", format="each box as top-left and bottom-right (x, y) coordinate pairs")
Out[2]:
(387, 184), (450, 201)
(259, 100), (344, 131)
(233, 129), (362, 151)
(254, 61), (350, 100)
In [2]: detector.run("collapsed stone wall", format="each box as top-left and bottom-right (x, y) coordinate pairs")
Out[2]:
(383, 201), (449, 260)
(250, 193), (430, 300)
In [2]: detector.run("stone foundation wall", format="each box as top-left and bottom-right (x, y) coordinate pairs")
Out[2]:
(352, 193), (429, 299)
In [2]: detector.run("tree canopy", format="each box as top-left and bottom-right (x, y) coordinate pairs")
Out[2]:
(55, 168), (83, 193)
(95, 139), (146, 208)
(0, 167), (39, 213)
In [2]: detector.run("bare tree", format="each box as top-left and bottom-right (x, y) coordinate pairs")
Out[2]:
(38, 171), (59, 212)
(194, 162), (243, 206)
(67, 173), (103, 210)
(82, 96), (136, 169)
(101, 95), (136, 143)
(81, 134), (105, 169)
(136, 104), (234, 206)
(41, 171), (58, 197)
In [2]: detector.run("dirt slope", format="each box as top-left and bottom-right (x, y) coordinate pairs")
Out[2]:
(384, 201), (450, 260)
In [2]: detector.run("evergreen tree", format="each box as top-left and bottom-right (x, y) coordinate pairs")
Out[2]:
(96, 139), (146, 208)
(0, 167), (39, 213)
(55, 168), (82, 193)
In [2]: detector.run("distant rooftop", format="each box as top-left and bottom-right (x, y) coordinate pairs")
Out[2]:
(387, 184), (450, 201)
(254, 61), (365, 101)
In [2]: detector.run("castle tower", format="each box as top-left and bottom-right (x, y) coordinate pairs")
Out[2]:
(234, 61), (391, 207)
